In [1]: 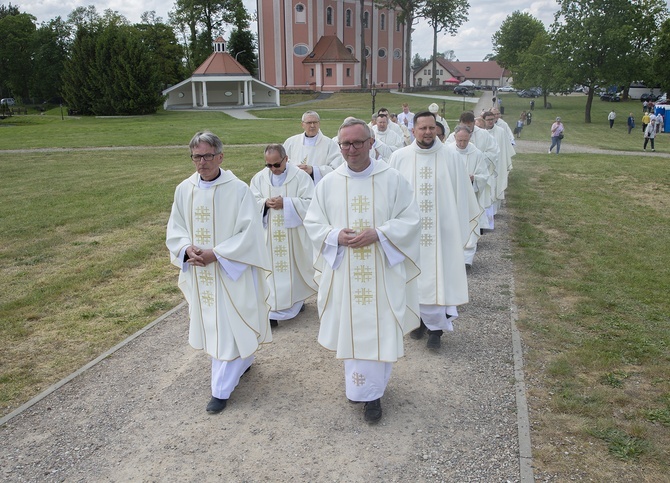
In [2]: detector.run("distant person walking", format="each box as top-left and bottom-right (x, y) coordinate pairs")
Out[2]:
(627, 113), (635, 134)
(548, 117), (564, 154)
(644, 120), (656, 152)
(642, 111), (651, 132)
(608, 110), (616, 129)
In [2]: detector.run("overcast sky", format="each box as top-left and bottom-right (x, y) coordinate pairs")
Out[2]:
(13, 0), (667, 61)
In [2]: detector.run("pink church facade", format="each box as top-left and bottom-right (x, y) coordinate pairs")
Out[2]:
(257, 0), (407, 91)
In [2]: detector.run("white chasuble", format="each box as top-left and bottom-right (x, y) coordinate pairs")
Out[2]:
(390, 143), (474, 307)
(304, 161), (421, 362)
(250, 165), (316, 312)
(166, 171), (272, 362)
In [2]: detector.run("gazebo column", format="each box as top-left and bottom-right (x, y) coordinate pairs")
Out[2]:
(191, 82), (197, 107)
(202, 81), (209, 107)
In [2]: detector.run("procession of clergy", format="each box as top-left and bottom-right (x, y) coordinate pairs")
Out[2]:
(166, 102), (515, 423)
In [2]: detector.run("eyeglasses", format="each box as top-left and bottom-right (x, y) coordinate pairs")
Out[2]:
(338, 140), (369, 150)
(265, 162), (283, 168)
(191, 153), (219, 162)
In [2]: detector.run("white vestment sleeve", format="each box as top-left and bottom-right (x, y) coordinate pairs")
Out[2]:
(323, 229), (345, 269)
(179, 247), (248, 281)
(215, 254), (248, 281)
(376, 229), (405, 267)
(283, 198), (301, 228)
(178, 246), (188, 272)
(313, 167), (324, 184)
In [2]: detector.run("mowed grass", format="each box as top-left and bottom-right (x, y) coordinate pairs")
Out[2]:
(509, 153), (670, 480)
(1, 91), (669, 479)
(493, 92), (665, 152)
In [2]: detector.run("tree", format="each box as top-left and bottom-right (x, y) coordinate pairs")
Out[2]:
(170, 0), (244, 71)
(360, 0), (367, 88)
(226, 0), (257, 75)
(420, 0), (468, 87)
(31, 17), (72, 103)
(411, 53), (428, 71)
(652, 18), (670, 95)
(0, 12), (36, 99)
(379, 0), (425, 88)
(491, 11), (545, 71)
(135, 20), (188, 89)
(515, 30), (562, 108)
(551, 0), (665, 123)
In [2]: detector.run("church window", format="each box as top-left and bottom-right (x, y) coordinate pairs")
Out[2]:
(365, 47), (371, 58)
(396, 17), (401, 32)
(378, 48), (387, 58)
(380, 14), (385, 30)
(346, 68), (351, 77)
(326, 68), (333, 77)
(326, 6), (333, 25)
(393, 49), (401, 60)
(293, 44), (309, 56)
(295, 3), (306, 23)
(346, 45), (354, 55)
(363, 11), (369, 28)
(345, 9), (352, 27)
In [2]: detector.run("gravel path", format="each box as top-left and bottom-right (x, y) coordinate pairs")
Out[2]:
(1, 203), (526, 481)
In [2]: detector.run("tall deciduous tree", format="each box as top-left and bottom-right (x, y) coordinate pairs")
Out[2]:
(491, 11), (545, 71)
(421, 0), (468, 87)
(652, 18), (670, 95)
(379, 0), (425, 88)
(170, 0), (243, 71)
(226, 0), (257, 76)
(551, 0), (664, 123)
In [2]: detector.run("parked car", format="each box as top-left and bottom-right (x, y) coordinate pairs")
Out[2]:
(600, 93), (621, 102)
(498, 86), (516, 92)
(640, 93), (658, 102)
(517, 90), (536, 98)
(0, 98), (16, 106)
(454, 86), (475, 96)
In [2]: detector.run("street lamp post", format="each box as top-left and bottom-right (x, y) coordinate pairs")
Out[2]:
(370, 83), (377, 115)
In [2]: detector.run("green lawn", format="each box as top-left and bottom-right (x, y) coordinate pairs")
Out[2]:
(0, 92), (668, 480)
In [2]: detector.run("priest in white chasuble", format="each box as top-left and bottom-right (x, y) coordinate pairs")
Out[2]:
(447, 125), (494, 267)
(304, 118), (420, 424)
(390, 112), (481, 351)
(166, 131), (272, 415)
(283, 110), (343, 184)
(250, 144), (317, 327)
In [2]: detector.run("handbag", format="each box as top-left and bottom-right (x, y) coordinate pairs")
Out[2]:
(558, 133), (564, 140)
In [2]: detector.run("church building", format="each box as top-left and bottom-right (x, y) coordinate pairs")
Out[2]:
(257, 0), (407, 91)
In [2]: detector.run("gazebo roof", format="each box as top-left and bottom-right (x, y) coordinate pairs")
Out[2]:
(193, 36), (250, 76)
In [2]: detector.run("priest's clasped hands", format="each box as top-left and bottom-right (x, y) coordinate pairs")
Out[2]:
(265, 196), (284, 210)
(338, 228), (379, 248)
(186, 246), (217, 267)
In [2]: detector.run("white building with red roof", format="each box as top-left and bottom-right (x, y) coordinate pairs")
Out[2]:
(162, 37), (280, 109)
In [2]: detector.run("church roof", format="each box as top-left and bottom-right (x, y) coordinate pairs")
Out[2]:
(193, 36), (250, 76)
(302, 35), (359, 64)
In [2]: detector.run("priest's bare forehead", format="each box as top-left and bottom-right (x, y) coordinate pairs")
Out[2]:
(302, 111), (320, 121)
(189, 131), (223, 153)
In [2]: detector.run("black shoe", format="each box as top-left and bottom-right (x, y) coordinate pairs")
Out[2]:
(206, 396), (227, 414)
(364, 398), (382, 423)
(409, 320), (426, 340)
(270, 319), (278, 328)
(426, 330), (443, 349)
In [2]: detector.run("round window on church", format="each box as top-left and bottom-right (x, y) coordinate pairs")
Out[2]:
(294, 44), (309, 56)
(378, 49), (387, 59)
(393, 49), (402, 60)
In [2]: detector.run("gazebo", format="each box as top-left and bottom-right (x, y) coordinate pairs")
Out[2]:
(162, 37), (280, 110)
